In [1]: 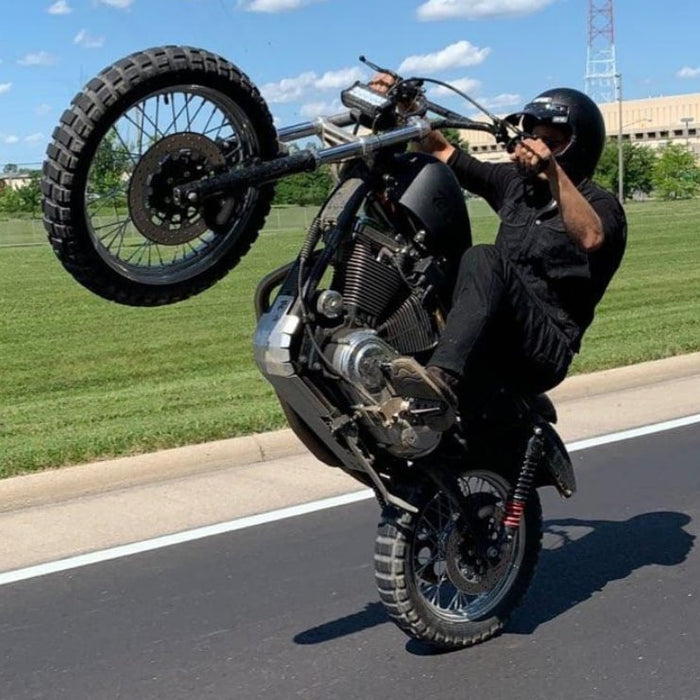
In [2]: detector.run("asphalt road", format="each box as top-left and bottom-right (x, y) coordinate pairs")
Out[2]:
(1, 424), (698, 700)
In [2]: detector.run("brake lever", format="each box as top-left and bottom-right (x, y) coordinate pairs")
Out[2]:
(359, 55), (400, 81)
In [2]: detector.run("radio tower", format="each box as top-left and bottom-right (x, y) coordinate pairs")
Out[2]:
(585, 0), (617, 104)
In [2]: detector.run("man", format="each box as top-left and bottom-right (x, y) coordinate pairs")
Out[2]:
(379, 85), (628, 429)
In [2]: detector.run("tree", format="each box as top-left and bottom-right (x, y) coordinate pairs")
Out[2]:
(442, 128), (468, 151)
(0, 185), (23, 213)
(652, 143), (700, 200)
(16, 172), (42, 215)
(594, 140), (656, 199)
(273, 165), (334, 206)
(3, 163), (18, 174)
(89, 130), (132, 195)
(0, 172), (42, 215)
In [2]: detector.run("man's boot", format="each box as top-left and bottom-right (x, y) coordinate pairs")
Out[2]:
(388, 357), (459, 431)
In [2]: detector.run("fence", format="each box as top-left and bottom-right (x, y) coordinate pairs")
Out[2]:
(0, 205), (318, 249)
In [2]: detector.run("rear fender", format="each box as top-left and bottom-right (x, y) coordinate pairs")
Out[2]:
(538, 422), (576, 498)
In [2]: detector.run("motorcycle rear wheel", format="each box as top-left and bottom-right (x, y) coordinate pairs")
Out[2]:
(375, 470), (542, 649)
(42, 46), (278, 306)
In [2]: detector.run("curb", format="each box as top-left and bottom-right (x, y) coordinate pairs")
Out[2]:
(548, 352), (700, 401)
(2, 352), (699, 512)
(0, 428), (306, 513)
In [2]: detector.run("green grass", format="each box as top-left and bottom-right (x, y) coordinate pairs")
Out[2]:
(1, 200), (698, 477)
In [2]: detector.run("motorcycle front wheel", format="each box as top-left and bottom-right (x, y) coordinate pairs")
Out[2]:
(42, 46), (279, 306)
(375, 470), (542, 649)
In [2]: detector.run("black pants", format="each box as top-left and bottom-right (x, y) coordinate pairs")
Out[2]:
(431, 244), (573, 408)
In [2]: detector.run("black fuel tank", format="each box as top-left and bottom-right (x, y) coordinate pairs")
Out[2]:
(390, 151), (472, 258)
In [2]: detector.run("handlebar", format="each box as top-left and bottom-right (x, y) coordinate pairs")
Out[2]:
(173, 116), (435, 205)
(173, 71), (517, 205)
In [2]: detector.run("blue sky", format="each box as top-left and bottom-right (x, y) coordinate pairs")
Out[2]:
(2, 0), (699, 165)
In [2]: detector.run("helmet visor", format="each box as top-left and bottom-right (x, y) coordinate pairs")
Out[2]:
(506, 98), (574, 156)
(505, 97), (571, 129)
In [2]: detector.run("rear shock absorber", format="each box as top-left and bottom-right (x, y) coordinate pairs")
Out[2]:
(503, 426), (544, 535)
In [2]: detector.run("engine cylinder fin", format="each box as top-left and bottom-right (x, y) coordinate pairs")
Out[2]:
(337, 240), (403, 321)
(378, 293), (438, 355)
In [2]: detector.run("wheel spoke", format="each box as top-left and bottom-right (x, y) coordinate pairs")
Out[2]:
(87, 194), (128, 220)
(410, 473), (529, 622)
(447, 590), (463, 613)
(155, 94), (162, 139)
(123, 237), (154, 265)
(190, 96), (209, 130)
(169, 92), (178, 133)
(203, 115), (233, 140)
(108, 121), (141, 169)
(94, 217), (126, 237)
(129, 102), (164, 142)
(201, 103), (219, 136)
(42, 47), (276, 307)
(80, 82), (266, 285)
(100, 219), (129, 250)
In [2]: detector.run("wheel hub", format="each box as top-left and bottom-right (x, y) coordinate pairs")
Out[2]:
(129, 132), (226, 245)
(444, 504), (511, 595)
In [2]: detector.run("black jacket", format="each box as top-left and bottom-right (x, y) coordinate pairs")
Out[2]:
(448, 149), (627, 350)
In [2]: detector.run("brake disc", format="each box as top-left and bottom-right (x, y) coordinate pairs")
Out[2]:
(128, 132), (226, 245)
(445, 510), (511, 595)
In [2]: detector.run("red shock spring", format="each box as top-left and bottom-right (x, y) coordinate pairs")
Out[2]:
(503, 426), (544, 532)
(502, 499), (526, 529)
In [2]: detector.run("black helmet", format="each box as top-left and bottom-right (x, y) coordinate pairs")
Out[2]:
(505, 88), (606, 183)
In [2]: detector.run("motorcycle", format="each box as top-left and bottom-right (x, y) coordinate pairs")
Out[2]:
(42, 46), (576, 649)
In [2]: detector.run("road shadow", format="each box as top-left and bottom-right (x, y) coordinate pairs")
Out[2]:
(294, 602), (388, 645)
(508, 511), (695, 634)
(294, 511), (694, 648)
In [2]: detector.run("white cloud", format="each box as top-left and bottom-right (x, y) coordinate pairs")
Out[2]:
(300, 99), (342, 118)
(48, 0), (72, 14)
(429, 77), (481, 97)
(36, 103), (52, 116)
(457, 93), (522, 118)
(74, 29), (105, 49)
(398, 40), (490, 75)
(417, 0), (556, 21)
(315, 67), (365, 90)
(239, 0), (323, 12)
(479, 93), (521, 110)
(95, 0), (134, 8)
(260, 67), (366, 103)
(3, 135), (20, 144)
(427, 82), (520, 116)
(0, 83), (12, 95)
(18, 51), (56, 66)
(677, 66), (700, 79)
(261, 72), (316, 103)
(25, 132), (45, 143)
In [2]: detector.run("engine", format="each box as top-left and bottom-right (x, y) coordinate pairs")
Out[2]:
(323, 327), (441, 458)
(328, 216), (441, 355)
(313, 216), (451, 458)
(254, 213), (454, 461)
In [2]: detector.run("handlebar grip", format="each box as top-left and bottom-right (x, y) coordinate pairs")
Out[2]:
(508, 135), (552, 174)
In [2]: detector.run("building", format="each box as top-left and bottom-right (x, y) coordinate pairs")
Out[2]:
(0, 171), (35, 191)
(462, 92), (700, 163)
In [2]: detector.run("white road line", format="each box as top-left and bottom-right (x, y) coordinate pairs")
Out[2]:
(1, 413), (699, 587)
(567, 414), (700, 452)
